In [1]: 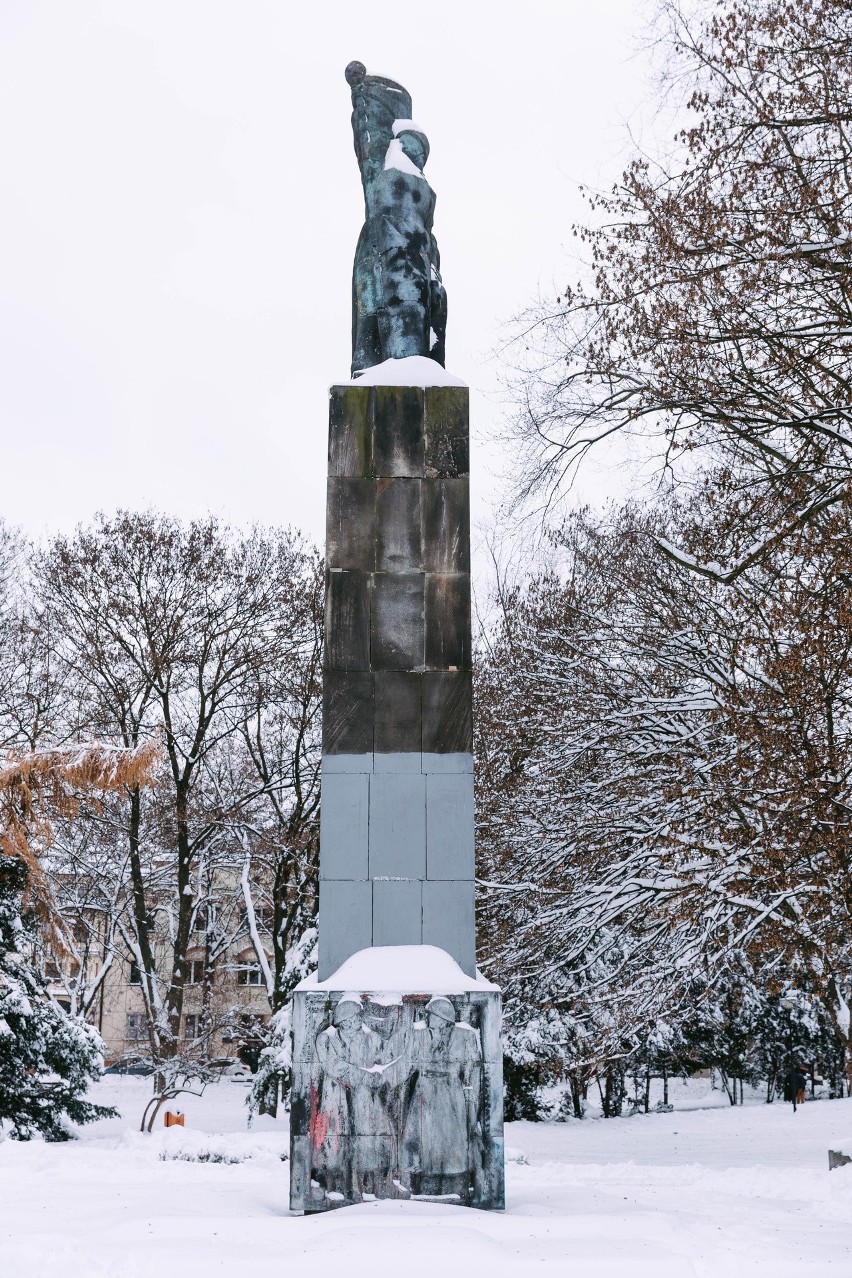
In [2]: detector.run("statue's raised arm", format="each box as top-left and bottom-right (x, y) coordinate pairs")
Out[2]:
(345, 62), (448, 376)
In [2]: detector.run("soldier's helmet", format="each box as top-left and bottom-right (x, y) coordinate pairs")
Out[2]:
(333, 996), (362, 1026)
(426, 996), (456, 1024)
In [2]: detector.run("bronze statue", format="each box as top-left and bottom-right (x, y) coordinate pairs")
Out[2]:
(345, 62), (447, 377)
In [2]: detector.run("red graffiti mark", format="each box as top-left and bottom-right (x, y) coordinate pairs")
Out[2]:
(309, 1083), (330, 1151)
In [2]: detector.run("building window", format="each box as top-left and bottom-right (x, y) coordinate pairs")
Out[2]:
(186, 959), (207, 986)
(44, 958), (61, 981)
(126, 1013), (146, 1041)
(184, 1014), (200, 1040)
(239, 904), (273, 933)
(237, 963), (264, 986)
(129, 960), (142, 985)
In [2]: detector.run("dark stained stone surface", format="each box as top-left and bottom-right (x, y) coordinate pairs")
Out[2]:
(373, 387), (425, 477)
(421, 478), (470, 573)
(374, 671), (422, 753)
(425, 386), (469, 478)
(425, 385), (468, 436)
(421, 671), (473, 753)
(324, 570), (371, 670)
(425, 574), (471, 670)
(329, 386), (372, 478)
(425, 431), (469, 480)
(371, 572), (425, 671)
(376, 477), (422, 572)
(323, 671), (374, 754)
(326, 478), (376, 571)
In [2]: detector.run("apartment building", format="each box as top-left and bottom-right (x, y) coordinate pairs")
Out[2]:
(44, 906), (274, 1066)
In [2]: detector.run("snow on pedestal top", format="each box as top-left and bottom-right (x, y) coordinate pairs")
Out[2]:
(340, 355), (467, 388)
(296, 944), (497, 993)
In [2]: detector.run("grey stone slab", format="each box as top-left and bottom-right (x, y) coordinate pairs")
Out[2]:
(372, 750), (423, 774)
(320, 772), (370, 879)
(318, 879), (373, 981)
(482, 1062), (505, 1129)
(324, 570), (371, 671)
(478, 998), (504, 1066)
(371, 573), (425, 671)
(326, 477), (376, 571)
(426, 772), (475, 879)
(322, 753), (373, 774)
(372, 878), (423, 946)
(424, 386), (469, 478)
(368, 772), (427, 879)
(422, 671), (473, 753)
(329, 386), (372, 478)
(373, 672), (422, 754)
(476, 1136), (505, 1212)
(425, 573), (471, 671)
(290, 997), (317, 1070)
(289, 1135), (311, 1213)
(421, 878), (476, 975)
(376, 477), (422, 572)
(372, 387), (425, 477)
(421, 478), (470, 574)
(421, 751), (473, 774)
(323, 670), (374, 755)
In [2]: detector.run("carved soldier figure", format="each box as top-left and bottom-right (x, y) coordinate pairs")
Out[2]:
(312, 994), (411, 1201)
(345, 61), (448, 375)
(402, 996), (482, 1200)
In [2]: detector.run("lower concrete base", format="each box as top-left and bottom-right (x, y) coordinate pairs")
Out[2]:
(289, 985), (504, 1213)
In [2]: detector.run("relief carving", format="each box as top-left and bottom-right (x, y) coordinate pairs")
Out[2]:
(307, 992), (484, 1205)
(402, 997), (482, 1199)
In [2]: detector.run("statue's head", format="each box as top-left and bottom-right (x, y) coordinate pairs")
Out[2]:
(396, 129), (430, 172)
(426, 996), (455, 1035)
(333, 996), (362, 1034)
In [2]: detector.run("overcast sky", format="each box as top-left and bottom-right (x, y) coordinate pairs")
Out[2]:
(0, 1), (655, 551)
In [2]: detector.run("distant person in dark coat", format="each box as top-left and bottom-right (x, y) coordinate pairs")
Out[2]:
(786, 1065), (808, 1111)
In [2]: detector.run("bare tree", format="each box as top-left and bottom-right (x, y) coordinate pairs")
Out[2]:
(477, 492), (852, 1084)
(507, 0), (852, 575)
(37, 512), (321, 1065)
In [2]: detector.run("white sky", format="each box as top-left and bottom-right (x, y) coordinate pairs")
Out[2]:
(0, 1), (655, 552)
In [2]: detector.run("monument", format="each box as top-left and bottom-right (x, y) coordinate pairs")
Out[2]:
(288, 64), (504, 1214)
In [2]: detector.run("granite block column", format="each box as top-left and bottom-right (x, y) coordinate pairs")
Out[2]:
(319, 383), (475, 979)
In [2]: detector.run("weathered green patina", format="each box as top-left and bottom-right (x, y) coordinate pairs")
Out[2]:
(345, 62), (447, 377)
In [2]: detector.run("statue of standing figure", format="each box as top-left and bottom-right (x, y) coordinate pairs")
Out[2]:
(345, 62), (448, 377)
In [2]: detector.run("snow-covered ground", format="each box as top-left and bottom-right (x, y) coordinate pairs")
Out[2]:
(1, 1077), (850, 1277)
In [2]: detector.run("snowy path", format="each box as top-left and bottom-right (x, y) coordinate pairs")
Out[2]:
(1, 1079), (850, 1277)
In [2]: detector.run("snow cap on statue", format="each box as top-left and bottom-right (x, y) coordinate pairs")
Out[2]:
(426, 996), (455, 1023)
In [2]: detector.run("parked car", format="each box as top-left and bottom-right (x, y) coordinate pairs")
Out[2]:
(208, 1057), (252, 1080)
(103, 1056), (155, 1076)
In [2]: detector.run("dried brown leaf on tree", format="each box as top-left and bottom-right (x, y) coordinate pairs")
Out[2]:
(0, 741), (160, 923)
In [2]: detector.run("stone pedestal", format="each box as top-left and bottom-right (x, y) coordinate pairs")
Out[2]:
(291, 379), (503, 1213)
(319, 384), (474, 979)
(289, 977), (504, 1213)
